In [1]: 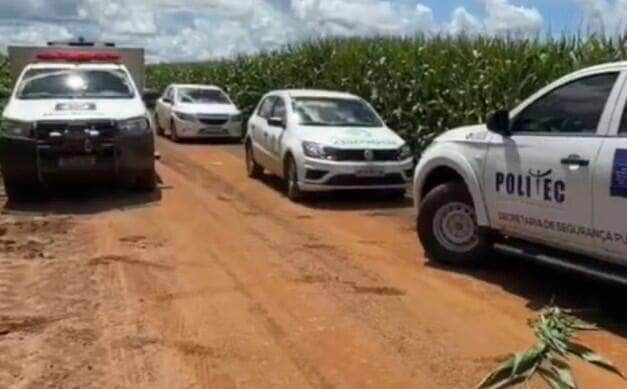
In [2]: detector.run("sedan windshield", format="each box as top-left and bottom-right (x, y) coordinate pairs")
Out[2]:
(178, 88), (230, 104)
(18, 68), (134, 99)
(292, 97), (383, 127)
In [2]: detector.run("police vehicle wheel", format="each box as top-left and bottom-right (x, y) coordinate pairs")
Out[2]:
(418, 181), (490, 266)
(286, 157), (303, 202)
(2, 175), (36, 202)
(135, 170), (157, 192)
(170, 120), (180, 143)
(245, 142), (263, 179)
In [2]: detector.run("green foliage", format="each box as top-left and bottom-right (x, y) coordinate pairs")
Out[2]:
(477, 307), (624, 389)
(144, 36), (627, 152)
(3, 37), (627, 151)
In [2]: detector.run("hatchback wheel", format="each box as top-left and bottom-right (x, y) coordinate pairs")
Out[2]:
(286, 157), (303, 202)
(245, 143), (263, 179)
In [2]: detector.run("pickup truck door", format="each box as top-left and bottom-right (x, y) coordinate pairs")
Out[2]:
(483, 71), (621, 255)
(592, 80), (627, 264)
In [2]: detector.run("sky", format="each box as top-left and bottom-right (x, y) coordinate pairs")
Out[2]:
(0, 0), (625, 63)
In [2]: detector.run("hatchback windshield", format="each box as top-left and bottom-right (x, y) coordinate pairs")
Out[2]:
(178, 88), (230, 104)
(18, 69), (134, 99)
(292, 97), (383, 127)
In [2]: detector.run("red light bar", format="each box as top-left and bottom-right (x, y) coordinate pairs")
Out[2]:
(36, 51), (121, 63)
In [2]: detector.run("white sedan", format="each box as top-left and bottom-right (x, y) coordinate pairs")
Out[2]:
(245, 89), (414, 201)
(154, 84), (243, 141)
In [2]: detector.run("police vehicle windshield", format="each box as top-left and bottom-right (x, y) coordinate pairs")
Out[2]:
(292, 97), (383, 127)
(17, 68), (135, 99)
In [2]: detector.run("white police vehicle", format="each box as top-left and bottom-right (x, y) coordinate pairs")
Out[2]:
(154, 84), (243, 141)
(245, 90), (414, 201)
(414, 62), (627, 284)
(0, 41), (155, 200)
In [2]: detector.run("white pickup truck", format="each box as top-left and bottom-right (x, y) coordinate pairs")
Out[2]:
(413, 62), (627, 283)
(0, 41), (155, 200)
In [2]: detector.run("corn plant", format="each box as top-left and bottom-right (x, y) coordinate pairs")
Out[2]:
(143, 36), (627, 153)
(477, 306), (624, 389)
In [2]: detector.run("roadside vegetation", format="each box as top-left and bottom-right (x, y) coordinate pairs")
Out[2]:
(145, 36), (627, 152)
(478, 306), (624, 389)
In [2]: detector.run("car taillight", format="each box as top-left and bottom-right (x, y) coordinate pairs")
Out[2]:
(36, 51), (121, 63)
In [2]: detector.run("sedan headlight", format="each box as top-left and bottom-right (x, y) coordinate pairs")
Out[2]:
(0, 118), (33, 138)
(398, 144), (413, 161)
(174, 111), (196, 123)
(119, 117), (150, 133)
(230, 113), (243, 122)
(302, 141), (337, 160)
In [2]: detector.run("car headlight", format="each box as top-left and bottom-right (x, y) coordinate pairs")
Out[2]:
(0, 118), (33, 138)
(174, 111), (196, 122)
(398, 144), (413, 161)
(302, 141), (337, 160)
(119, 117), (150, 133)
(230, 113), (243, 122)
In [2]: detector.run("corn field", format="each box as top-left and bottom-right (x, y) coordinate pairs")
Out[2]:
(3, 37), (627, 152)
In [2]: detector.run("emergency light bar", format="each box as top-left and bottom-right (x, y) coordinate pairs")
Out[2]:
(36, 51), (121, 63)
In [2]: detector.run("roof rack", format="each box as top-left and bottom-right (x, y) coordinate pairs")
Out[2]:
(47, 36), (115, 48)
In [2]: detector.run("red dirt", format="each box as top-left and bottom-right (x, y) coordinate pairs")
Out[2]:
(0, 137), (625, 388)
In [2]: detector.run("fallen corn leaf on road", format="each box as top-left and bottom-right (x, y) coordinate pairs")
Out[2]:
(1, 137), (626, 388)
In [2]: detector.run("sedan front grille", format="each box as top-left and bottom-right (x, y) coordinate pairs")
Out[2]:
(197, 115), (229, 126)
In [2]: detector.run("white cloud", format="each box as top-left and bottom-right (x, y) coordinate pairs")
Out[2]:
(576, 0), (627, 35)
(0, 0), (546, 63)
(483, 0), (543, 38)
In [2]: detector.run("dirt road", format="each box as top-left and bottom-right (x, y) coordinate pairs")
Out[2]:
(1, 137), (626, 388)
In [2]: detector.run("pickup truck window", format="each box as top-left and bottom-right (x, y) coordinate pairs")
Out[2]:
(511, 72), (618, 135)
(18, 68), (135, 99)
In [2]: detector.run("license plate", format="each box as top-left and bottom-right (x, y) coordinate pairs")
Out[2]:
(200, 127), (226, 134)
(355, 166), (385, 177)
(58, 156), (96, 168)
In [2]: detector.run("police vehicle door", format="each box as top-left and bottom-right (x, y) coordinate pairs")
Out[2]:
(483, 71), (622, 255)
(592, 79), (627, 264)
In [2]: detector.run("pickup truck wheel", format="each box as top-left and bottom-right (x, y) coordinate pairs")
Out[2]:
(134, 170), (157, 192)
(245, 143), (263, 179)
(2, 175), (39, 202)
(286, 157), (303, 202)
(418, 182), (490, 266)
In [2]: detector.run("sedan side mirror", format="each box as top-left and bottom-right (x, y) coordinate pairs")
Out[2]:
(267, 116), (285, 128)
(486, 110), (511, 136)
(142, 90), (160, 109)
(162, 97), (173, 105)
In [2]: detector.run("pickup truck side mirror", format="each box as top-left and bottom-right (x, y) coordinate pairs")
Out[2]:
(486, 110), (511, 136)
(267, 116), (285, 128)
